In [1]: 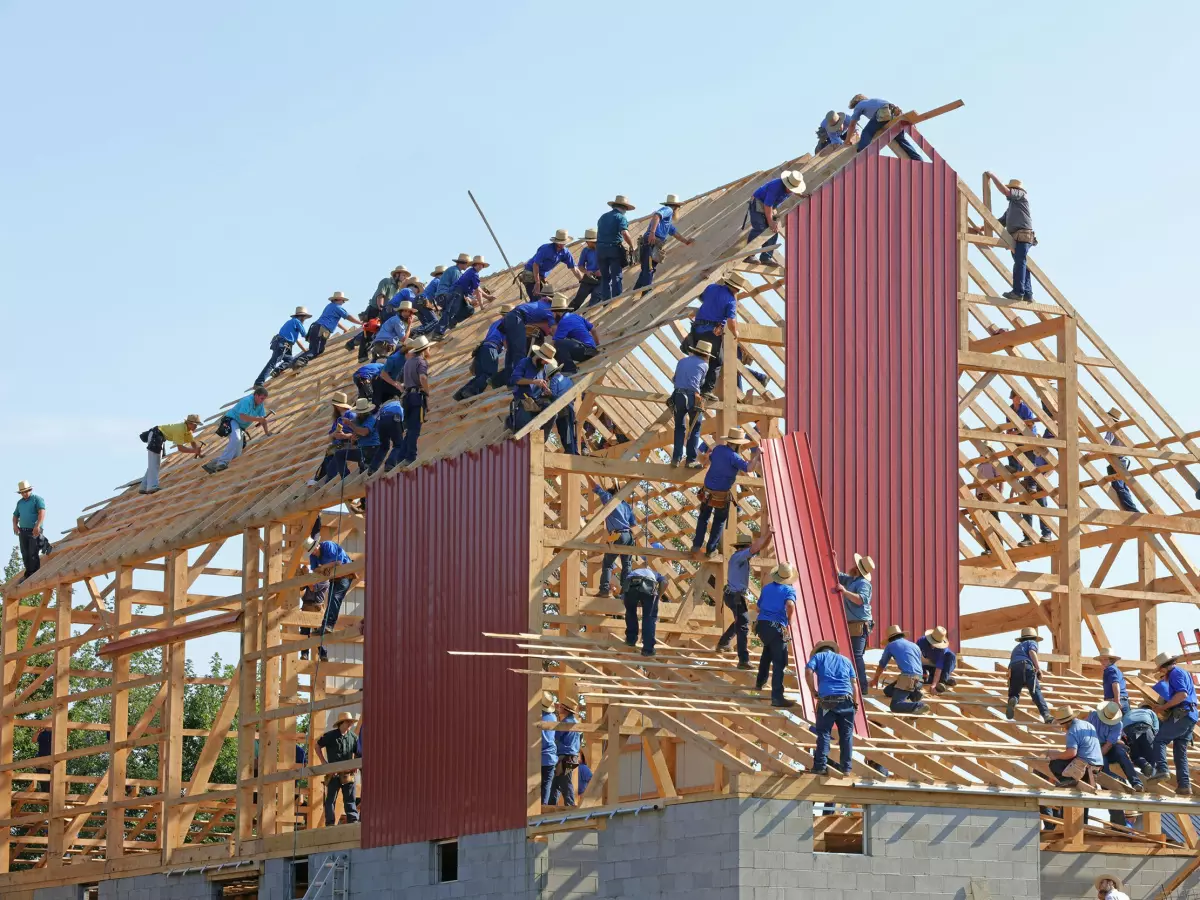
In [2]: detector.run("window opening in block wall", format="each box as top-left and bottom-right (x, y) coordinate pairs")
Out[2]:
(813, 802), (864, 854)
(435, 838), (459, 883)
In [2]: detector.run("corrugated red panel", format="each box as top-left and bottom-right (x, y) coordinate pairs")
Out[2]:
(363, 440), (531, 847)
(760, 432), (868, 733)
(785, 124), (959, 648)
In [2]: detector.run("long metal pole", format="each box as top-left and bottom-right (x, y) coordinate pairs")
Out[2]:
(468, 190), (519, 282)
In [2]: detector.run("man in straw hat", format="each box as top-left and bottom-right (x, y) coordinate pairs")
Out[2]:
(372, 300), (415, 360)
(1005, 390), (1053, 547)
(1148, 650), (1198, 794)
(255, 306), (312, 387)
(1100, 408), (1139, 513)
(917, 625), (958, 693)
(433, 255), (494, 339)
(984, 171), (1037, 301)
(1095, 647), (1130, 716)
(1045, 706), (1103, 788)
(1094, 874), (1129, 900)
(669, 339), (712, 468)
(551, 293), (600, 374)
(539, 694), (558, 805)
(687, 271), (752, 399)
(633, 193), (695, 291)
(832, 551), (875, 696)
(814, 110), (847, 154)
(454, 306), (511, 402)
(315, 711), (360, 826)
(1006, 626), (1053, 723)
(368, 391), (405, 474)
(203, 386), (270, 475)
(302, 291), (362, 362)
(548, 697), (584, 806)
(397, 335), (433, 467)
(716, 526), (773, 669)
(1122, 702), (1159, 779)
(589, 476), (638, 596)
(431, 252), (472, 310)
(754, 562), (798, 708)
(307, 393), (354, 486)
(522, 229), (582, 300)
(139, 415), (204, 494)
(414, 266), (446, 332)
(692, 427), (761, 557)
(805, 639), (858, 774)
(510, 343), (559, 431)
(13, 481), (46, 580)
(872, 626), (930, 714)
(371, 264), (411, 309)
(500, 293), (556, 387)
(325, 398), (381, 482)
(571, 228), (602, 310)
(595, 194), (637, 302)
(845, 94), (921, 160)
(1086, 700), (1142, 823)
(743, 170), (806, 266)
(544, 360), (578, 455)
(622, 547), (669, 658)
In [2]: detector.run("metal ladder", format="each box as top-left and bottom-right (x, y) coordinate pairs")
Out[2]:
(302, 852), (350, 900)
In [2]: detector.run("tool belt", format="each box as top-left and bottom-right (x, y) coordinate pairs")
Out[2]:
(874, 103), (903, 123)
(309, 324), (331, 341)
(269, 334), (288, 352)
(890, 673), (921, 693)
(554, 755), (580, 775)
(817, 694), (856, 711)
(637, 234), (665, 265)
(216, 417), (234, 438)
(626, 575), (658, 596)
(1060, 756), (1099, 784)
(581, 272), (600, 285)
(1013, 228), (1037, 245)
(519, 396), (542, 413)
(847, 620), (872, 638)
(140, 426), (166, 455)
(606, 528), (632, 544)
(699, 488), (731, 509)
(326, 772), (355, 786)
(518, 269), (536, 285)
(1168, 705), (1195, 723)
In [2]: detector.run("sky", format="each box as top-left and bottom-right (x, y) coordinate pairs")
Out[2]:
(2, 2), (1199, 667)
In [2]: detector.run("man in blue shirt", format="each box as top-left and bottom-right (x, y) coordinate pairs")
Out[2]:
(501, 296), (555, 387)
(434, 255), (493, 339)
(1005, 390), (1053, 546)
(918, 625), (958, 693)
(1149, 651), (1198, 794)
(398, 335), (433, 467)
(595, 194), (636, 302)
(633, 194), (695, 291)
(832, 551), (874, 695)
(743, 170), (805, 266)
(622, 547), (669, 657)
(539, 695), (558, 805)
(570, 228), (602, 310)
(670, 340), (712, 467)
(522, 229), (581, 299)
(1123, 704), (1160, 776)
(551, 294), (599, 373)
(510, 344), (558, 432)
(755, 563), (798, 708)
(1087, 700), (1142, 824)
(1096, 649), (1130, 716)
(845, 94), (922, 160)
(1046, 706), (1103, 788)
(371, 301), (414, 360)
(693, 428), (760, 556)
(1006, 626), (1052, 723)
(204, 387), (270, 474)
(454, 306), (510, 402)
(352, 362), (384, 401)
(814, 111), (846, 154)
(13, 481), (46, 581)
(688, 271), (751, 397)
(872, 626), (930, 714)
(327, 398), (380, 480)
(413, 266), (445, 332)
(716, 526), (772, 668)
(805, 640), (858, 774)
(590, 477), (638, 595)
(255, 306), (312, 387)
(303, 292), (361, 361)
(367, 396), (405, 474)
(544, 362), (578, 455)
(304, 540), (354, 663)
(548, 697), (583, 806)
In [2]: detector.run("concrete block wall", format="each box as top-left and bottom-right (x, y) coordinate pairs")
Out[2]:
(1042, 849), (1200, 900)
(32, 885), (85, 900)
(97, 871), (218, 900)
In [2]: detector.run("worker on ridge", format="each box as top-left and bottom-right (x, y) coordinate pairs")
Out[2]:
(1095, 647), (1129, 716)
(814, 110), (847, 154)
(414, 266), (445, 333)
(13, 481), (46, 581)
(138, 414), (204, 494)
(551, 294), (599, 374)
(371, 300), (414, 360)
(917, 625), (957, 693)
(716, 526), (773, 669)
(1045, 706), (1102, 789)
(521, 229), (581, 300)
(742, 170), (805, 266)
(845, 94), (922, 160)
(1086, 700), (1142, 826)
(871, 625), (930, 714)
(539, 694), (558, 805)
(754, 562), (798, 709)
(594, 194), (636, 302)
(371, 264), (411, 309)
(453, 305), (510, 401)
(985, 171), (1037, 301)
(589, 476), (637, 596)
(686, 271), (752, 399)
(622, 546), (668, 658)
(805, 639), (858, 775)
(397, 335), (433, 467)
(831, 550), (874, 696)
(255, 306), (312, 387)
(203, 387), (270, 475)
(315, 711), (360, 826)
(300, 292), (361, 362)
(367, 393), (405, 474)
(434, 254), (494, 340)
(633, 193), (695, 291)
(692, 428), (760, 558)
(1006, 626), (1053, 723)
(1100, 407), (1139, 513)
(500, 294), (555, 387)
(1148, 650), (1197, 795)
(548, 697), (582, 807)
(570, 228), (602, 310)
(669, 339), (712, 468)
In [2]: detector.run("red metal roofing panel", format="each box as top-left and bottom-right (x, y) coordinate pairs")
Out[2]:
(363, 440), (531, 847)
(760, 431), (868, 733)
(784, 124), (959, 649)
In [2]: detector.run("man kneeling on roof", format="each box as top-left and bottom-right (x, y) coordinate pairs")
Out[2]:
(204, 387), (270, 475)
(755, 562), (797, 708)
(872, 626), (930, 714)
(622, 544), (668, 658)
(316, 712), (360, 826)
(917, 625), (957, 693)
(1088, 700), (1142, 828)
(139, 414), (203, 494)
(806, 639), (857, 775)
(509, 343), (558, 432)
(1045, 706), (1103, 788)
(551, 293), (600, 374)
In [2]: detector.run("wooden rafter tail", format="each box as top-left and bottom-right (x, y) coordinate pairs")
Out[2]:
(902, 99), (965, 125)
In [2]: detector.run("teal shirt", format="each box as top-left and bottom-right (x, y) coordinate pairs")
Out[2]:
(14, 495), (45, 528)
(596, 209), (629, 246)
(225, 395), (266, 425)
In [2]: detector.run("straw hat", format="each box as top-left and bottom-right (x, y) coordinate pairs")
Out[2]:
(534, 343), (557, 363)
(334, 711), (358, 727)
(471, 255), (490, 268)
(549, 229), (571, 244)
(1050, 706), (1078, 725)
(853, 553), (874, 579)
(454, 252), (472, 265)
(1007, 179), (1023, 190)
(812, 639), (840, 655)
(691, 339), (714, 358)
(498, 304), (513, 314)
(351, 398), (374, 414)
(661, 193), (683, 207)
(329, 291), (348, 302)
(848, 94), (868, 108)
(542, 360), (560, 377)
(720, 271), (752, 294)
(16, 480), (33, 493)
(825, 110), (845, 127)
(734, 533), (753, 548)
(431, 265), (446, 277)
(396, 300), (414, 311)
(1155, 651), (1178, 669)
(406, 334), (431, 353)
(557, 696), (579, 713)
(293, 306), (313, 319)
(723, 427), (750, 445)
(607, 194), (636, 210)
(1094, 647), (1120, 662)
(924, 626), (950, 649)
(1094, 874), (1123, 891)
(330, 392), (352, 410)
(1017, 626), (1043, 642)
(541, 692), (556, 711)
(583, 227), (598, 241)
(185, 414), (202, 427)
(1095, 700), (1124, 726)
(884, 624), (907, 642)
(549, 293), (571, 311)
(769, 562), (797, 584)
(391, 264), (410, 275)
(781, 170), (806, 194)
(1102, 407), (1124, 424)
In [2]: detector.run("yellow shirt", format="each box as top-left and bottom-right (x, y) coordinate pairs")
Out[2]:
(157, 422), (196, 446)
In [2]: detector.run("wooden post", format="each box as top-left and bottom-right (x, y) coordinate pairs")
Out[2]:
(0, 576), (21, 872)
(236, 528), (261, 852)
(160, 552), (189, 863)
(106, 567), (133, 860)
(47, 585), (71, 865)
(1138, 537), (1158, 660)
(1057, 318), (1082, 671)
(527, 429), (547, 817)
(258, 523), (285, 837)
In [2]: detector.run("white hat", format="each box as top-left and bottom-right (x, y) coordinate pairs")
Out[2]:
(781, 170), (806, 194)
(16, 480), (33, 493)
(723, 427), (750, 445)
(335, 711), (358, 727)
(293, 306), (312, 318)
(1155, 651), (1178, 669)
(329, 391), (351, 410)
(549, 293), (571, 311)
(1095, 700), (1124, 726)
(769, 562), (797, 584)
(351, 398), (373, 414)
(406, 334), (431, 353)
(583, 227), (598, 241)
(720, 271), (752, 294)
(661, 193), (683, 207)
(329, 291), (348, 302)
(924, 626), (950, 649)
(1094, 875), (1123, 891)
(691, 339), (713, 358)
(550, 229), (571, 243)
(542, 360), (560, 377)
(535, 343), (557, 363)
(607, 194), (636, 210)
(471, 255), (490, 268)
(1094, 647), (1121, 662)
(396, 300), (414, 311)
(391, 264), (410, 274)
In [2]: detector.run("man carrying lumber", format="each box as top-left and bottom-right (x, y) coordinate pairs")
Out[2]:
(692, 428), (760, 558)
(831, 551), (874, 696)
(570, 228), (602, 310)
(985, 171), (1037, 301)
(633, 193), (694, 291)
(845, 94), (922, 160)
(1149, 650), (1197, 795)
(1096, 647), (1130, 716)
(254, 306), (312, 387)
(302, 540), (354, 663)
(716, 526), (773, 669)
(595, 194), (637, 302)
(754, 562), (798, 709)
(315, 712), (360, 826)
(686, 272), (751, 399)
(453, 306), (510, 401)
(1087, 700), (1142, 826)
(551, 293), (599, 373)
(742, 170), (805, 266)
(1006, 626), (1053, 723)
(1046, 706), (1102, 789)
(548, 697), (582, 807)
(203, 387), (270, 475)
(622, 545), (668, 658)
(805, 640), (857, 775)
(669, 339), (712, 468)
(521, 229), (581, 300)
(590, 476), (638, 596)
(871, 625), (930, 714)
(917, 625), (957, 693)
(138, 414), (203, 494)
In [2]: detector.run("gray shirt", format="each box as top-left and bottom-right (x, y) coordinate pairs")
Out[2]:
(999, 188), (1032, 233)
(403, 354), (428, 390)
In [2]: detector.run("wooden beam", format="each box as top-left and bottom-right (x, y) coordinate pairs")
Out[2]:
(99, 611), (242, 657)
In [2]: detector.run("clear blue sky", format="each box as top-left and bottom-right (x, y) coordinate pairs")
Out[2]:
(2, 2), (1198, 666)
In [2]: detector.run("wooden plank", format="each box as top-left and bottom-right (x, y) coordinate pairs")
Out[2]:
(99, 611), (242, 657)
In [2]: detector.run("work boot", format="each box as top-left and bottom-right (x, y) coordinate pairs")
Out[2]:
(737, 661), (753, 671)
(1042, 712), (1055, 724)
(623, 639), (637, 648)
(934, 682), (949, 694)
(640, 648), (656, 658)
(911, 703), (931, 715)
(754, 680), (767, 692)
(1005, 696), (1017, 720)
(809, 767), (829, 776)
(1176, 785), (1193, 796)
(771, 697), (796, 709)
(1147, 769), (1171, 782)
(1140, 763), (1156, 778)
(1054, 777), (1078, 788)
(715, 639), (731, 653)
(1017, 536), (1033, 548)
(1002, 290), (1023, 300)
(1131, 781), (1144, 792)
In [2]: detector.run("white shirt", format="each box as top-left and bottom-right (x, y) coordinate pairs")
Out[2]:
(1101, 890), (1130, 900)
(1102, 430), (1124, 448)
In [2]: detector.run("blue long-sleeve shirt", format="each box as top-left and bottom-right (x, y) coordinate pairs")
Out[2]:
(309, 541), (352, 570)
(525, 243), (576, 276)
(541, 711), (558, 766)
(846, 97), (890, 128)
(592, 486), (636, 532)
(555, 714), (581, 757)
(878, 638), (923, 676)
(837, 573), (873, 622)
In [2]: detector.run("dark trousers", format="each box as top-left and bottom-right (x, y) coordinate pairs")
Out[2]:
(633, 240), (657, 290)
(623, 585), (659, 654)
(882, 679), (923, 713)
(718, 588), (750, 664)
(849, 624), (871, 696)
(922, 651), (958, 685)
(571, 278), (599, 310)
(548, 761), (578, 807)
(372, 377), (402, 407)
(692, 502), (730, 554)
(400, 391), (426, 464)
(1007, 659), (1049, 718)
(595, 244), (625, 302)
(857, 118), (923, 160)
(323, 776), (358, 826)
(1102, 743), (1141, 827)
(300, 576), (351, 655)
(352, 375), (374, 401)
(323, 447), (361, 482)
(501, 311), (529, 386)
(1126, 728), (1155, 770)
(745, 202), (779, 263)
(546, 406), (577, 455)
(370, 414), (405, 472)
(540, 764), (556, 804)
(600, 530), (634, 592)
(1153, 716), (1195, 790)
(695, 330), (723, 394)
(436, 290), (465, 335)
(670, 390), (703, 464)
(554, 337), (597, 374)
(416, 305), (438, 330)
(1011, 240), (1033, 298)
(18, 529), (40, 577)
(307, 325), (331, 358)
(1020, 476), (1053, 538)
(256, 335), (292, 386)
(755, 620), (788, 703)
(459, 342), (501, 398)
(813, 699), (856, 772)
